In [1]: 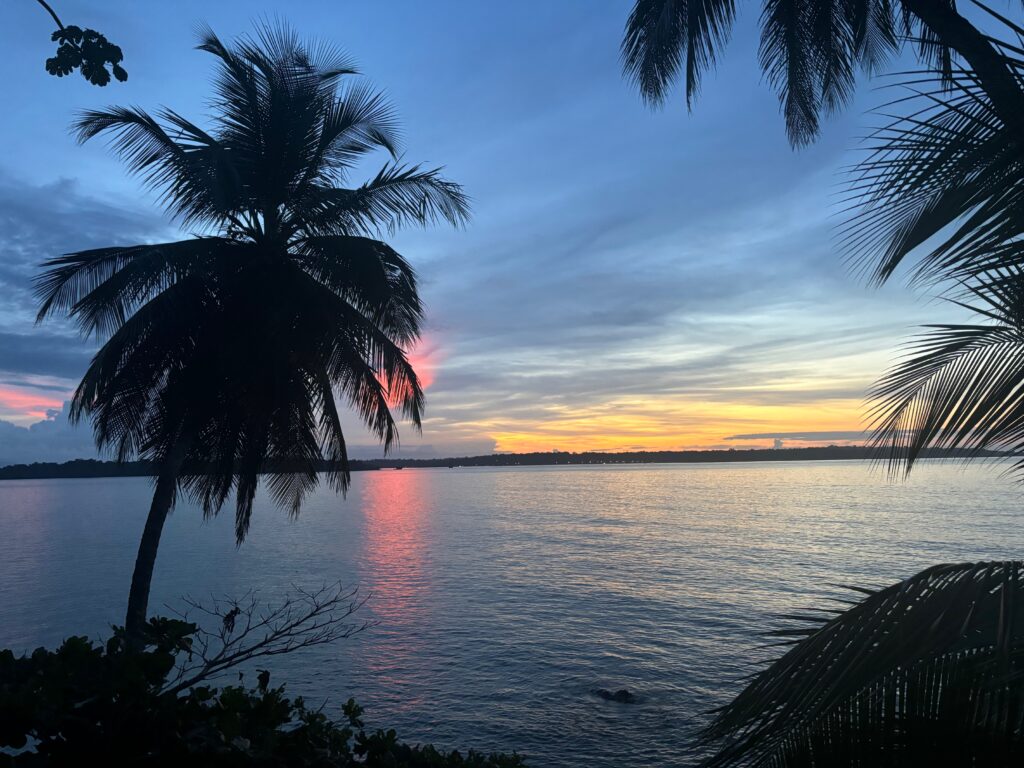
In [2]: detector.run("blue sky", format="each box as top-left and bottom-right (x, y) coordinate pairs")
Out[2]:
(0, 0), (946, 463)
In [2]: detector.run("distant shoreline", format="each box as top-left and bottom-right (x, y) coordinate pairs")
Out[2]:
(0, 446), (1006, 481)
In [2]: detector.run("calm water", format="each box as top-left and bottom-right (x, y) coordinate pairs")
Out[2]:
(1, 460), (1022, 766)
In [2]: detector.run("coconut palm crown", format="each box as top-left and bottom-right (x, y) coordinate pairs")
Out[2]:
(34, 24), (468, 643)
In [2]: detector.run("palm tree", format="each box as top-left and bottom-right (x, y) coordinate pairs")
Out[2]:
(35, 24), (468, 648)
(621, 0), (1024, 147)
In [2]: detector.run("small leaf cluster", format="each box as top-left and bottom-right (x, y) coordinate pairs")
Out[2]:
(0, 618), (526, 767)
(46, 25), (126, 86)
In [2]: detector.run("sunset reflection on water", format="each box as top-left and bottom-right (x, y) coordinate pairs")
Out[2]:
(358, 469), (437, 709)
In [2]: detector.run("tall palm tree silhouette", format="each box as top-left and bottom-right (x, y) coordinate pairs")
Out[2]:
(36, 24), (468, 647)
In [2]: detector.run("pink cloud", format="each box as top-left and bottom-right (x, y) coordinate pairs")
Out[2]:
(0, 387), (67, 424)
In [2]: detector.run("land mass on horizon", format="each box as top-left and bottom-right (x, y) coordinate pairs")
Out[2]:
(0, 445), (1007, 481)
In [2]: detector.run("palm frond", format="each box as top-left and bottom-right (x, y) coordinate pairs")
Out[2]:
(296, 164), (469, 236)
(294, 235), (422, 344)
(622, 0), (737, 107)
(867, 269), (1024, 478)
(851, 0), (899, 75)
(623, 0), (904, 146)
(35, 238), (238, 336)
(700, 561), (1024, 767)
(842, 59), (1023, 287)
(760, 0), (821, 146)
(72, 107), (238, 228)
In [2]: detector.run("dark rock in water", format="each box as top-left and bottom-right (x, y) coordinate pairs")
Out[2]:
(593, 688), (636, 704)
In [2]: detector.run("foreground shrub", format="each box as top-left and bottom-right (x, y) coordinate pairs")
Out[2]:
(0, 618), (524, 767)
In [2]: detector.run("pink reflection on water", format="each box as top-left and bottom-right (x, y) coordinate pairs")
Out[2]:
(359, 469), (435, 708)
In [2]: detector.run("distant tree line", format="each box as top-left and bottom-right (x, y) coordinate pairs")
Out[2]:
(0, 446), (1008, 481)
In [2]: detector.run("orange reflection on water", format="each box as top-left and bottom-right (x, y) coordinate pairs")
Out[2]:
(359, 468), (435, 706)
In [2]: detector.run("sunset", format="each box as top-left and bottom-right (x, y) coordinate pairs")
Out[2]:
(2, 1), (1024, 766)
(0, 2), (937, 464)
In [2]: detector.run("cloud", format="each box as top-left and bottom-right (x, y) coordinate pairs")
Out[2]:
(0, 170), (173, 427)
(0, 404), (100, 467)
(0, 331), (95, 380)
(725, 431), (869, 442)
(0, 173), (171, 327)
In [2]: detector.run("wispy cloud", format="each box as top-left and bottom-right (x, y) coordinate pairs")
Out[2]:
(725, 431), (868, 442)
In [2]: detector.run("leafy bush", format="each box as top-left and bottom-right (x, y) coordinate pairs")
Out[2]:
(0, 618), (525, 767)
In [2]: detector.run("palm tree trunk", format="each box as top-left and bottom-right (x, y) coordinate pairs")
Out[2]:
(903, 0), (1024, 135)
(124, 448), (187, 650)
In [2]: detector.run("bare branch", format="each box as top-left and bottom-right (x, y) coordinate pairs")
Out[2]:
(162, 582), (374, 696)
(34, 0), (64, 30)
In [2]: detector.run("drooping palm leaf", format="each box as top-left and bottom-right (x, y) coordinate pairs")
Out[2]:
(841, 48), (1024, 287)
(622, 0), (902, 146)
(621, 0), (737, 108)
(835, 19), (1024, 480)
(867, 269), (1024, 478)
(700, 561), (1024, 767)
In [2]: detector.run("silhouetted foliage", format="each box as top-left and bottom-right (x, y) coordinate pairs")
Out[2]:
(845, 19), (1024, 477)
(622, 1), (1024, 146)
(699, 562), (1024, 767)
(4, 446), (1012, 481)
(33, 22), (468, 646)
(46, 25), (126, 85)
(843, 22), (1024, 289)
(34, 1), (126, 85)
(869, 269), (1024, 480)
(0, 618), (525, 767)
(623, 5), (1024, 477)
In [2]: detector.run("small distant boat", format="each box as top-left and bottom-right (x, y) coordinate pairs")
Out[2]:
(448, 463), (454, 469)
(394, 466), (404, 470)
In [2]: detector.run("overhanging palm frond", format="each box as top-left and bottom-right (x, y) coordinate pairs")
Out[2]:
(623, 0), (902, 146)
(700, 561), (1024, 767)
(841, 55), (1024, 287)
(621, 0), (737, 107)
(867, 269), (1024, 478)
(760, 0), (821, 147)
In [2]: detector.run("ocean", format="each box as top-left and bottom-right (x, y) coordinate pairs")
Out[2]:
(1, 460), (1020, 766)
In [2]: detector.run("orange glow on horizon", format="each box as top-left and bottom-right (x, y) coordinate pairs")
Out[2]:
(472, 395), (867, 453)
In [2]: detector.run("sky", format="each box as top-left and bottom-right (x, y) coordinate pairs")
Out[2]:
(0, 0), (952, 464)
